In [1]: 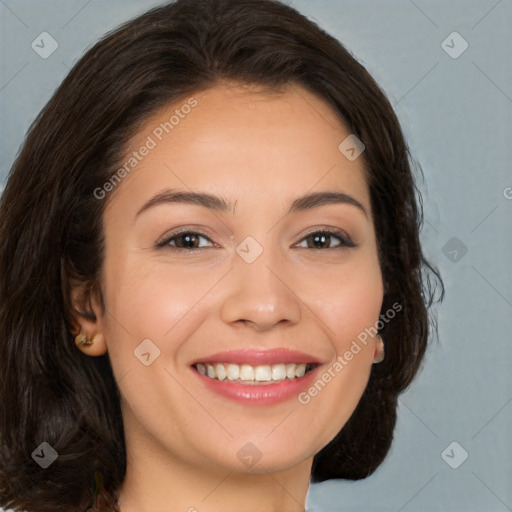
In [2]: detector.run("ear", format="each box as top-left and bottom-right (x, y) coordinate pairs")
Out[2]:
(69, 278), (108, 357)
(373, 335), (385, 364)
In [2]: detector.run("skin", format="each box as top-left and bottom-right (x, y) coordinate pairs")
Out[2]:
(73, 80), (384, 512)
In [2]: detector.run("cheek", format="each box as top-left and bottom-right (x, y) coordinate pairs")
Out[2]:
(296, 271), (381, 446)
(304, 259), (383, 349)
(101, 252), (217, 350)
(296, 254), (383, 412)
(332, 279), (383, 351)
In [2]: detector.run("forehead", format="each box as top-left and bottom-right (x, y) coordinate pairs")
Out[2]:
(107, 81), (370, 213)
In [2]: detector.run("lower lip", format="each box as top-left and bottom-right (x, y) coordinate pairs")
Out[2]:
(192, 366), (321, 405)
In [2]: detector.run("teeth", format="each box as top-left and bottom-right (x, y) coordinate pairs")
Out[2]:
(240, 364), (254, 380)
(272, 364), (286, 380)
(286, 363), (296, 379)
(296, 364), (306, 377)
(227, 364), (239, 381)
(255, 365), (272, 381)
(215, 363), (227, 380)
(195, 362), (312, 383)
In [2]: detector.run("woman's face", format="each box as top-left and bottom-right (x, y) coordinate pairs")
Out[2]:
(95, 81), (384, 476)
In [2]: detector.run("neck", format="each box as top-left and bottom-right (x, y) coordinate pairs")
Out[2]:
(115, 440), (312, 512)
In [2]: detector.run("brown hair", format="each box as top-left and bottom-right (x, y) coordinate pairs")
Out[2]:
(0, 0), (444, 510)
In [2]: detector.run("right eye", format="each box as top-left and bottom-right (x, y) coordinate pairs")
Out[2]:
(156, 230), (216, 252)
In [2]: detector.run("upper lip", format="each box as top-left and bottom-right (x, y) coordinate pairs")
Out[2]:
(191, 348), (323, 366)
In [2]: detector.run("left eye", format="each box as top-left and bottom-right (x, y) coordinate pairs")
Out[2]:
(295, 231), (354, 249)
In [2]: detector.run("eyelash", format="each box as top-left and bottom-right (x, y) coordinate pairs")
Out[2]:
(156, 228), (357, 253)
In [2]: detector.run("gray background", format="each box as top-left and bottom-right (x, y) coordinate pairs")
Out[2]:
(1, 1), (511, 511)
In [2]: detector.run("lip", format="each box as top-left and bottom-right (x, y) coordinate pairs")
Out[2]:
(192, 362), (322, 406)
(191, 348), (322, 366)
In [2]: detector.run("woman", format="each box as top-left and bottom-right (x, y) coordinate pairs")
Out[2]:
(0, 0), (443, 510)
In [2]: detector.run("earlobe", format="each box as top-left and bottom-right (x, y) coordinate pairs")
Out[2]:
(74, 331), (108, 356)
(69, 280), (107, 356)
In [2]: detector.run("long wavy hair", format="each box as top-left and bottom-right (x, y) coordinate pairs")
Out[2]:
(0, 0), (444, 510)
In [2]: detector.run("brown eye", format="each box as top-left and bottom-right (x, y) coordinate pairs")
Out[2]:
(297, 230), (355, 249)
(173, 233), (201, 249)
(157, 231), (214, 251)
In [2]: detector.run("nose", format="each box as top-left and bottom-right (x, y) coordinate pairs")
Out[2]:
(219, 247), (301, 332)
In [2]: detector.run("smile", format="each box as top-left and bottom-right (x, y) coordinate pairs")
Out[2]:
(194, 362), (317, 384)
(190, 348), (323, 405)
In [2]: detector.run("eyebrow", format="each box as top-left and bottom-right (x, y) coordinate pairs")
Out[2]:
(134, 188), (368, 220)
